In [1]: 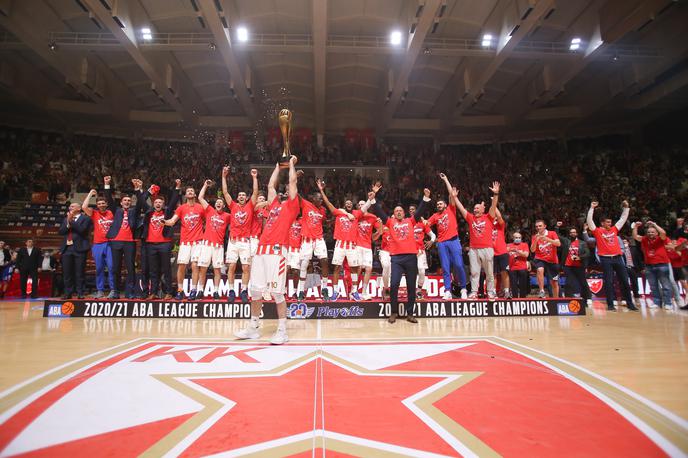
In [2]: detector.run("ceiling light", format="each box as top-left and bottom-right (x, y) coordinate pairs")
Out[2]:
(482, 34), (492, 47)
(569, 37), (581, 51)
(237, 26), (248, 42)
(390, 30), (402, 46)
(142, 27), (152, 41)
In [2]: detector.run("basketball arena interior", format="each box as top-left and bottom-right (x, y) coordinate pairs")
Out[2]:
(0, 0), (687, 456)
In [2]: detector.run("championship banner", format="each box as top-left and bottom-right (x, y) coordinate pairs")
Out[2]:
(43, 298), (585, 320)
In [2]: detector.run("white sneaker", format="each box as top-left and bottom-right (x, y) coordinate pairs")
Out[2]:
(361, 293), (372, 300)
(460, 289), (468, 299)
(648, 302), (659, 309)
(234, 326), (260, 340)
(586, 299), (593, 307)
(487, 292), (497, 301)
(442, 290), (453, 300)
(270, 328), (289, 345)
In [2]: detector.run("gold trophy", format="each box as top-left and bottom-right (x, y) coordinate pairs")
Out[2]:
(278, 108), (293, 168)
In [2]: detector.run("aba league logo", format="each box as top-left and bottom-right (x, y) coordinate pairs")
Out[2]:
(472, 219), (486, 236)
(210, 214), (225, 231)
(97, 214), (113, 232)
(0, 338), (680, 457)
(233, 210), (248, 226)
(183, 212), (201, 229)
(307, 210), (323, 226)
(150, 214), (165, 229)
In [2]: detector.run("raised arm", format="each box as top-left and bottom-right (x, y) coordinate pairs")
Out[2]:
(165, 179), (182, 218)
(221, 166), (234, 206)
(372, 219), (384, 241)
(103, 176), (115, 210)
(648, 221), (667, 240)
(586, 201), (598, 231)
(439, 173), (454, 201)
(631, 222), (643, 242)
(288, 156), (298, 200)
(412, 188), (431, 223)
(198, 179), (211, 209)
(132, 179), (145, 215)
(450, 186), (468, 219)
(615, 200), (630, 230)
(81, 189), (97, 217)
(488, 181), (500, 219)
(250, 168), (259, 204)
(316, 179), (337, 214)
(267, 163), (280, 204)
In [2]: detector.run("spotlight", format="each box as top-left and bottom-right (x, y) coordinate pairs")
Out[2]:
(142, 27), (152, 41)
(482, 34), (492, 48)
(569, 37), (581, 51)
(48, 41), (58, 51)
(237, 26), (248, 42)
(390, 30), (402, 46)
(208, 42), (216, 50)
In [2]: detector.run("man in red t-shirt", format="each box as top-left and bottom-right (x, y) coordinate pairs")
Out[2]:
(165, 185), (205, 300)
(452, 181), (499, 299)
(409, 206), (435, 299)
(633, 221), (674, 308)
(81, 188), (115, 298)
(490, 195), (510, 298)
(530, 219), (561, 298)
(235, 156), (299, 345)
(222, 167), (259, 303)
(667, 237), (686, 307)
(587, 200), (637, 311)
(507, 231), (530, 298)
(317, 179), (361, 301)
(287, 218), (303, 298)
(196, 179), (232, 300)
(355, 201), (383, 300)
(297, 192), (330, 300)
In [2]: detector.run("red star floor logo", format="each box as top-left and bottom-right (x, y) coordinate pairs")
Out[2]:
(0, 338), (686, 457)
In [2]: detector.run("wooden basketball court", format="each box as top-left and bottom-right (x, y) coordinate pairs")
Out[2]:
(0, 298), (687, 457)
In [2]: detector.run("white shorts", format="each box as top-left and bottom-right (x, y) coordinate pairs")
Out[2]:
(198, 243), (224, 268)
(226, 239), (251, 265)
(356, 246), (373, 268)
(178, 243), (202, 265)
(300, 238), (328, 260)
(287, 248), (301, 270)
(250, 250), (288, 296)
(379, 250), (391, 268)
(332, 242), (359, 267)
(249, 237), (259, 257)
(417, 250), (428, 270)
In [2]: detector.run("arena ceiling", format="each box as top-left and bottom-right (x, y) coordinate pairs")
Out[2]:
(0, 0), (686, 142)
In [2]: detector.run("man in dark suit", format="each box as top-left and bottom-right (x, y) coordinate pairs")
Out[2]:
(16, 239), (42, 298)
(59, 202), (92, 299)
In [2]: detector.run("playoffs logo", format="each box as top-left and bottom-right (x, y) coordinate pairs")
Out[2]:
(358, 220), (372, 238)
(265, 206), (282, 230)
(289, 221), (302, 239)
(307, 210), (324, 227)
(437, 213), (449, 232)
(601, 231), (617, 247)
(338, 215), (353, 231)
(150, 214), (165, 229)
(210, 214), (226, 231)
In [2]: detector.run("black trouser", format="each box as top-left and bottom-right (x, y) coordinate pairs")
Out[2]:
(509, 269), (530, 298)
(390, 254), (418, 317)
(626, 266), (640, 297)
(147, 242), (172, 295)
(599, 255), (634, 307)
(140, 241), (150, 295)
(110, 241), (136, 294)
(62, 245), (87, 296)
(564, 266), (591, 301)
(19, 268), (38, 297)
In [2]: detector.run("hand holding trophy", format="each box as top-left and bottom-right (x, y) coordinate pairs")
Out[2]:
(278, 108), (294, 168)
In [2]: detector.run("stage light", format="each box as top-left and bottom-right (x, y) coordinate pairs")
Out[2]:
(142, 27), (152, 41)
(570, 37), (581, 51)
(482, 34), (492, 47)
(237, 26), (249, 42)
(390, 30), (402, 46)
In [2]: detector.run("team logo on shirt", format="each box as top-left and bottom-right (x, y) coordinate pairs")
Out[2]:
(183, 212), (201, 229)
(150, 214), (165, 229)
(265, 206), (282, 230)
(601, 232), (617, 246)
(210, 214), (226, 231)
(121, 213), (129, 229)
(307, 210), (324, 226)
(234, 210), (248, 226)
(338, 215), (353, 231)
(358, 221), (372, 237)
(392, 222), (410, 239)
(290, 222), (302, 239)
(437, 213), (449, 232)
(491, 228), (498, 243)
(97, 215), (113, 232)
(472, 220), (486, 236)
(538, 241), (552, 256)
(414, 225), (424, 241)
(568, 245), (579, 257)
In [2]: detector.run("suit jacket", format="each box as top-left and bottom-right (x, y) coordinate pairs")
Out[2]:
(15, 246), (43, 272)
(104, 187), (142, 240)
(58, 213), (92, 253)
(0, 248), (10, 267)
(556, 230), (591, 267)
(137, 187), (181, 241)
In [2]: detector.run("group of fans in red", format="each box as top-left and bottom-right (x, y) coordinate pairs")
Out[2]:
(58, 156), (687, 344)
